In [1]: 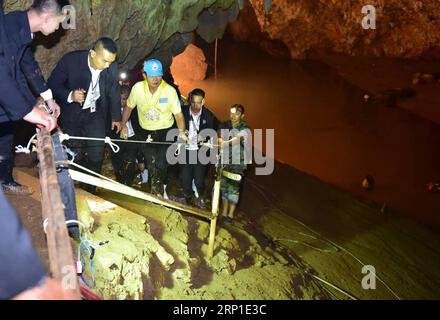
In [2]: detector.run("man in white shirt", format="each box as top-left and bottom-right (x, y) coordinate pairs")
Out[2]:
(111, 85), (140, 186)
(180, 88), (219, 208)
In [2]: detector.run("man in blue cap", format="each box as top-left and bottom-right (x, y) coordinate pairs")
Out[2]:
(120, 59), (188, 197)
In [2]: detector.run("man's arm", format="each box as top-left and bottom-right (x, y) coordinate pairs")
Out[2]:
(174, 112), (189, 143)
(47, 54), (72, 104)
(0, 55), (35, 121)
(170, 89), (188, 142)
(20, 46), (51, 98)
(0, 190), (46, 299)
(120, 106), (134, 139)
(20, 48), (62, 118)
(108, 63), (122, 122)
(174, 111), (186, 132)
(108, 63), (122, 132)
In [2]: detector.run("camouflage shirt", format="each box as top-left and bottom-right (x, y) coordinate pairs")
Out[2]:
(219, 120), (251, 174)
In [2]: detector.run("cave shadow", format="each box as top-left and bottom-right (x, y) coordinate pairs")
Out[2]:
(185, 217), (214, 289)
(140, 215), (188, 299)
(239, 160), (392, 255)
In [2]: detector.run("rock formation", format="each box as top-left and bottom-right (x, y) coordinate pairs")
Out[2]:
(171, 43), (208, 82)
(229, 0), (440, 59)
(4, 0), (238, 76)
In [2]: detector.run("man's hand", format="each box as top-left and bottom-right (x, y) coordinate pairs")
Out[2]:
(218, 137), (229, 149)
(112, 121), (122, 134)
(14, 277), (80, 300)
(46, 99), (61, 119)
(23, 106), (57, 131)
(179, 130), (189, 144)
(120, 124), (129, 140)
(72, 89), (86, 104)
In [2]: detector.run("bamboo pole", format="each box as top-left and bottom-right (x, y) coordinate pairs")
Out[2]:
(36, 128), (80, 299)
(69, 169), (214, 220)
(208, 178), (221, 258)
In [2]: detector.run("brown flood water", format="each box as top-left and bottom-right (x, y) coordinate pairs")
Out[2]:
(173, 40), (440, 231)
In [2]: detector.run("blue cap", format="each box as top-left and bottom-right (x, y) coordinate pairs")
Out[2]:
(144, 59), (163, 77)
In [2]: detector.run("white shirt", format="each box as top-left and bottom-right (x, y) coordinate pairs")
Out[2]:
(187, 109), (202, 151)
(68, 55), (103, 111)
(121, 107), (135, 138)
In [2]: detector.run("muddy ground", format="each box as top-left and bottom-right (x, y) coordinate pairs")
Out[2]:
(10, 154), (440, 300)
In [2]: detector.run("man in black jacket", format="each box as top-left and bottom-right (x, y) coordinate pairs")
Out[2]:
(0, 0), (67, 195)
(180, 88), (219, 208)
(0, 0), (75, 299)
(48, 37), (122, 193)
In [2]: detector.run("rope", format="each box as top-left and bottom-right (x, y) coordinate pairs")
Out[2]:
(43, 218), (109, 289)
(245, 177), (402, 300)
(310, 275), (358, 300)
(17, 132), (218, 156)
(15, 133), (37, 154)
(273, 238), (338, 254)
(58, 133), (203, 157)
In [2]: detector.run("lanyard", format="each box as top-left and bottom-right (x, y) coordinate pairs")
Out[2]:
(91, 74), (100, 94)
(190, 114), (201, 134)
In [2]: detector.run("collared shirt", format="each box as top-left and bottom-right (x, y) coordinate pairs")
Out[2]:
(220, 120), (252, 172)
(127, 80), (181, 131)
(187, 108), (202, 150)
(67, 55), (102, 111)
(82, 56), (102, 111)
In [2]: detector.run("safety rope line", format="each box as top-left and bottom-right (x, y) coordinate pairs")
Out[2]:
(16, 132), (220, 160)
(15, 133), (37, 154)
(245, 177), (402, 300)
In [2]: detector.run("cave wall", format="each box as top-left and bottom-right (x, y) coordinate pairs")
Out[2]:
(4, 0), (238, 77)
(229, 0), (440, 59)
(5, 0), (439, 78)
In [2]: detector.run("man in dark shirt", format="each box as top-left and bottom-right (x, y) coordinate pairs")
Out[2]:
(0, 0), (67, 195)
(180, 88), (219, 208)
(48, 37), (122, 194)
(0, 0), (76, 299)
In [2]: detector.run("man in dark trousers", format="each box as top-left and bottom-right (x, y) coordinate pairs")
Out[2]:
(48, 37), (122, 193)
(0, 189), (78, 300)
(0, 0), (75, 300)
(181, 88), (219, 208)
(110, 85), (140, 186)
(0, 0), (67, 195)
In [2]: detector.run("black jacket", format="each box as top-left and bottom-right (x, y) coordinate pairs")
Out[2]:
(0, 8), (46, 123)
(182, 104), (219, 142)
(48, 50), (121, 123)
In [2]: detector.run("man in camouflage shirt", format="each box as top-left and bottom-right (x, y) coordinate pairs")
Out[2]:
(218, 104), (251, 223)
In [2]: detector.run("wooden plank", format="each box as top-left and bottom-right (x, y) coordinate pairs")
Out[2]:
(36, 128), (80, 299)
(69, 169), (214, 220)
(208, 179), (221, 258)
